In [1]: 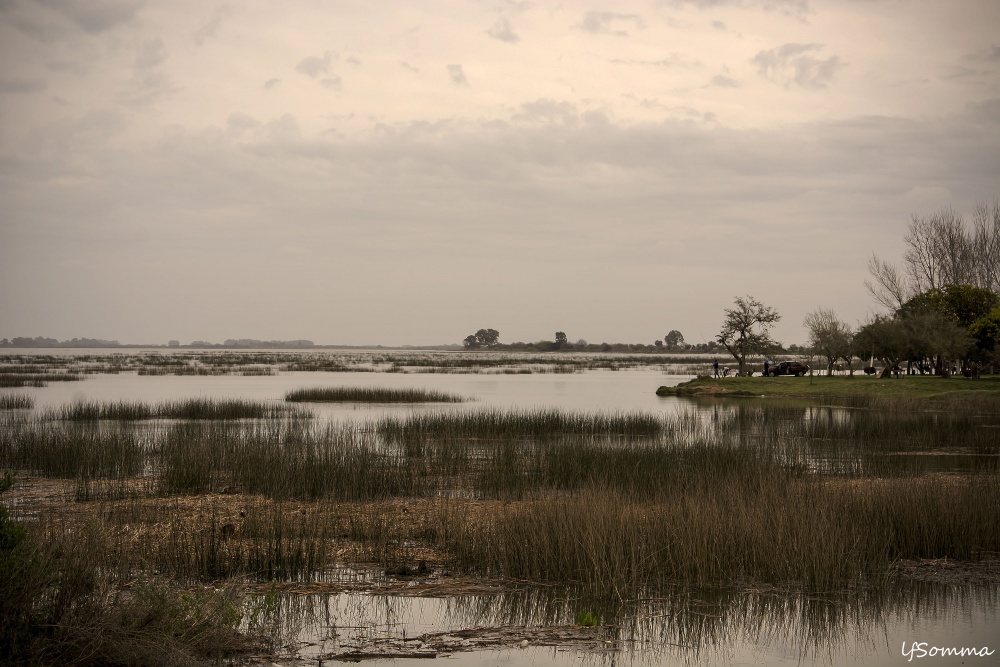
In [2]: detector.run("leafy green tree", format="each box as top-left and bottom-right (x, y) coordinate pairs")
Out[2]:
(664, 330), (685, 349)
(475, 328), (500, 346)
(902, 310), (972, 373)
(969, 306), (1000, 366)
(716, 296), (781, 375)
(463, 335), (479, 349)
(854, 316), (909, 378)
(899, 285), (999, 328)
(554, 332), (568, 346)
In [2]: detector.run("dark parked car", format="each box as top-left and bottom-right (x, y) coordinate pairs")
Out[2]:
(768, 361), (810, 377)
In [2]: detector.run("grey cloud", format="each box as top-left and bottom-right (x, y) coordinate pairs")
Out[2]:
(263, 78), (281, 90)
(118, 70), (175, 107)
(711, 74), (740, 88)
(512, 99), (587, 126)
(610, 54), (699, 68)
(0, 77), (47, 94)
(967, 97), (1000, 126)
(46, 58), (90, 75)
(942, 65), (987, 81)
(226, 111), (261, 134)
(988, 46), (1000, 61)
(194, 5), (231, 46)
(37, 0), (143, 33)
(320, 76), (342, 91)
(346, 56), (360, 66)
(5, 103), (996, 344)
(295, 51), (336, 78)
(261, 114), (301, 141)
(447, 64), (468, 86)
(575, 11), (644, 36)
(658, 0), (810, 16)
(486, 17), (519, 43)
(400, 61), (420, 73)
(712, 20), (726, 30)
(753, 43), (844, 89)
(135, 38), (167, 70)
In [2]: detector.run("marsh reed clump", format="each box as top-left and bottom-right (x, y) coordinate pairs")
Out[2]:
(440, 473), (1000, 597)
(3, 395), (1000, 604)
(0, 419), (151, 479)
(285, 386), (467, 403)
(376, 408), (666, 442)
(155, 420), (427, 501)
(0, 373), (82, 388)
(46, 398), (302, 421)
(0, 499), (263, 665)
(0, 393), (34, 410)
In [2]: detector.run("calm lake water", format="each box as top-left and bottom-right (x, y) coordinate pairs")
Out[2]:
(4, 349), (998, 665)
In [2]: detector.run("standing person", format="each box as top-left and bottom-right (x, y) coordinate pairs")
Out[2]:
(763, 358), (770, 377)
(713, 359), (719, 378)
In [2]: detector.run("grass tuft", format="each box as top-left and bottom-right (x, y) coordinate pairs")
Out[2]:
(0, 393), (34, 410)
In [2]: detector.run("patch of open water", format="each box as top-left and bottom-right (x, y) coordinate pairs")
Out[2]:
(266, 585), (999, 666)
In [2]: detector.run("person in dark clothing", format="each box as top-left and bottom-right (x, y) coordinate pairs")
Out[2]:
(763, 358), (770, 376)
(713, 359), (719, 378)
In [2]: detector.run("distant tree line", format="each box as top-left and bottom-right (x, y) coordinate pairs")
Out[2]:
(0, 336), (121, 348)
(219, 339), (314, 348)
(460, 326), (803, 355)
(458, 200), (1000, 377)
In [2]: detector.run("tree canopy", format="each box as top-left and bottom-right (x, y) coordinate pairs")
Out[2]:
(664, 330), (685, 349)
(716, 296), (781, 374)
(803, 308), (853, 374)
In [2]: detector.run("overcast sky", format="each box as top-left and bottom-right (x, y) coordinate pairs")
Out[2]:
(1, 0), (998, 346)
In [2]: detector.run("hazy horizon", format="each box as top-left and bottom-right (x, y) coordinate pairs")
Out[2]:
(2, 1), (998, 346)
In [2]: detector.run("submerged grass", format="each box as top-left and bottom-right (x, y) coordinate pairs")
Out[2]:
(285, 386), (466, 403)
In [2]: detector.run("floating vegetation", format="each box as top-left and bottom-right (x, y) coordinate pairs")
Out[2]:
(285, 386), (467, 403)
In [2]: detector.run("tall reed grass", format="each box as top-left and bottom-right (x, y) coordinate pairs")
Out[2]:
(46, 398), (303, 421)
(4, 398), (1000, 600)
(376, 409), (667, 442)
(441, 474), (1000, 596)
(0, 393), (34, 410)
(285, 386), (466, 403)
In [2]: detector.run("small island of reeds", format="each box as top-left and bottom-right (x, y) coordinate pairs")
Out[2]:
(284, 386), (467, 403)
(45, 397), (302, 421)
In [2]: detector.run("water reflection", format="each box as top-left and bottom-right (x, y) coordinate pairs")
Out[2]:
(264, 580), (999, 665)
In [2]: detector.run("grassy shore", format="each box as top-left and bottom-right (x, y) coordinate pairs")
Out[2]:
(657, 374), (1000, 399)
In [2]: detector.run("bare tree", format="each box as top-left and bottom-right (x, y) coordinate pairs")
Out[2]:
(865, 254), (912, 311)
(867, 200), (999, 311)
(971, 199), (1000, 293)
(716, 296), (781, 374)
(803, 308), (853, 375)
